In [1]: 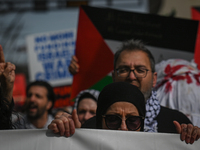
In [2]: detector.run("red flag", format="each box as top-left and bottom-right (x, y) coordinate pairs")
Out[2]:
(192, 7), (200, 69)
(70, 7), (114, 99)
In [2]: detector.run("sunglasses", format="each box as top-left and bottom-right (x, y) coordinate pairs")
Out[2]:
(102, 115), (144, 131)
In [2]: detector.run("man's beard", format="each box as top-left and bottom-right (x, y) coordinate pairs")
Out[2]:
(27, 106), (47, 120)
(140, 77), (154, 103)
(141, 87), (152, 103)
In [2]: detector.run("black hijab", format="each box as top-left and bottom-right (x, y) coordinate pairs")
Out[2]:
(96, 82), (146, 131)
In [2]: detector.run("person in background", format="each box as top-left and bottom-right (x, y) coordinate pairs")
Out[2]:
(155, 58), (200, 127)
(48, 82), (145, 134)
(17, 80), (55, 129)
(67, 39), (200, 144)
(48, 82), (200, 144)
(73, 89), (99, 125)
(54, 89), (99, 126)
(0, 45), (16, 129)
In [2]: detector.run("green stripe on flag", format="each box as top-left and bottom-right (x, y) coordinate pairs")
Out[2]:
(89, 75), (113, 91)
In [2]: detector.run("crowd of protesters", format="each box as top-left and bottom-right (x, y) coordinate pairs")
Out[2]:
(1, 39), (200, 145)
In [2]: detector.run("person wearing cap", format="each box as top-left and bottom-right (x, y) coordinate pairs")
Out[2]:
(73, 89), (100, 125)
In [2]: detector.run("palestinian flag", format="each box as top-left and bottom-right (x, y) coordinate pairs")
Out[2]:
(70, 5), (199, 99)
(192, 7), (200, 70)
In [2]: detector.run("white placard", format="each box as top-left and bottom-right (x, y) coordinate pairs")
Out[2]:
(0, 129), (199, 150)
(26, 29), (76, 86)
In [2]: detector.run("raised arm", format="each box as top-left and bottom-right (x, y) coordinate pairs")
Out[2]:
(48, 109), (81, 137)
(68, 55), (80, 75)
(0, 45), (16, 103)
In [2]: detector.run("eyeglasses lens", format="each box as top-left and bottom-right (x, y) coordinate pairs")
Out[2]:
(105, 115), (121, 130)
(126, 116), (141, 130)
(105, 115), (142, 130)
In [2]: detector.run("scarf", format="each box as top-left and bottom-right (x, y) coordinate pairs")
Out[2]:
(144, 90), (160, 132)
(73, 89), (100, 110)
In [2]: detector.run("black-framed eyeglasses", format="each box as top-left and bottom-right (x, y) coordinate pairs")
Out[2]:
(116, 67), (149, 78)
(102, 115), (144, 131)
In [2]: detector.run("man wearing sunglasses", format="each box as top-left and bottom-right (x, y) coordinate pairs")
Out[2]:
(49, 39), (200, 144)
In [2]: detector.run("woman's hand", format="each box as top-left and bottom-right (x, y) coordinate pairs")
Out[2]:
(48, 109), (81, 137)
(173, 121), (200, 144)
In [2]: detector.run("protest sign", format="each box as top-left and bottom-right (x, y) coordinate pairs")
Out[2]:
(26, 29), (76, 87)
(53, 85), (74, 108)
(0, 129), (199, 150)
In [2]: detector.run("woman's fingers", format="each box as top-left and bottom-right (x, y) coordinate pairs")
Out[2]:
(72, 109), (81, 128)
(176, 123), (200, 144)
(185, 124), (193, 144)
(48, 111), (79, 137)
(48, 122), (59, 133)
(173, 121), (181, 133)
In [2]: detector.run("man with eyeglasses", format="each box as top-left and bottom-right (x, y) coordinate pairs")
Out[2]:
(111, 39), (191, 133)
(49, 39), (200, 144)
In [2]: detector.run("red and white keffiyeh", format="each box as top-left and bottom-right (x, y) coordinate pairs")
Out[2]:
(155, 59), (200, 126)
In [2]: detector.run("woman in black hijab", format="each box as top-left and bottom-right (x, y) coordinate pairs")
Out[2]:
(96, 82), (145, 131)
(48, 82), (200, 144)
(48, 82), (146, 135)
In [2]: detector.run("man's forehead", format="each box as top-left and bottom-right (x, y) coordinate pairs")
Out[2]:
(28, 85), (48, 94)
(116, 50), (150, 66)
